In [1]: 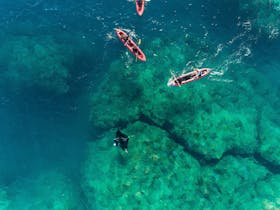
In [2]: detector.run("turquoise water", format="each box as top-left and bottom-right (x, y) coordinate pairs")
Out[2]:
(0, 0), (280, 209)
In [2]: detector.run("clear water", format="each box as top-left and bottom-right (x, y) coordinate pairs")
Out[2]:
(0, 0), (279, 209)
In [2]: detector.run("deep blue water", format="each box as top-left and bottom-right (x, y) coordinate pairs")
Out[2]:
(0, 89), (88, 182)
(0, 0), (279, 208)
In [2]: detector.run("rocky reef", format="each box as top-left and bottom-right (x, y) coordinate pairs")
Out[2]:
(83, 121), (280, 209)
(86, 30), (280, 208)
(0, 36), (70, 94)
(90, 33), (279, 163)
(83, 121), (202, 209)
(239, 0), (280, 39)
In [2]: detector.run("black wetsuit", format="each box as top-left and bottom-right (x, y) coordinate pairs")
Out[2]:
(114, 129), (129, 152)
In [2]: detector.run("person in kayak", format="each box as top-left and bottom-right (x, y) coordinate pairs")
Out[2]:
(196, 69), (203, 78)
(120, 33), (129, 45)
(198, 71), (202, 77)
(175, 78), (182, 85)
(113, 129), (129, 153)
(132, 46), (138, 54)
(136, 0), (143, 7)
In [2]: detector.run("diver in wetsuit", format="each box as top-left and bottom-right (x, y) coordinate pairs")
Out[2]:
(113, 129), (129, 153)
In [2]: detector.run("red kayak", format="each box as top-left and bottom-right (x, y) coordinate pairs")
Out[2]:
(135, 0), (145, 16)
(115, 29), (146, 62)
(167, 68), (211, 87)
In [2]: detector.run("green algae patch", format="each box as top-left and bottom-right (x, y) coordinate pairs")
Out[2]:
(83, 121), (202, 209)
(0, 36), (70, 94)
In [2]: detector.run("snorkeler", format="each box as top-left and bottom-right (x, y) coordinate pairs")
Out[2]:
(113, 129), (129, 153)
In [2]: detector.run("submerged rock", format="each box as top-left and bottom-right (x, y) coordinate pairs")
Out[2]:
(199, 155), (271, 209)
(83, 122), (280, 209)
(82, 121), (202, 209)
(239, 0), (280, 39)
(0, 36), (70, 94)
(259, 105), (280, 167)
(90, 35), (270, 161)
(171, 106), (258, 160)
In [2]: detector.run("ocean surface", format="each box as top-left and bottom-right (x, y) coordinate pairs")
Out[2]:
(0, 0), (279, 209)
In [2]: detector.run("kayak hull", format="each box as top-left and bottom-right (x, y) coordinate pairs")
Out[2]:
(115, 29), (146, 62)
(168, 68), (211, 86)
(135, 0), (145, 16)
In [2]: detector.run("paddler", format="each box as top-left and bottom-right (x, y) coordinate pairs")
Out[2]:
(136, 0), (143, 7)
(121, 33), (129, 45)
(132, 46), (138, 54)
(195, 69), (202, 78)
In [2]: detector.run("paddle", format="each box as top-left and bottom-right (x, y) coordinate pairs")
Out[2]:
(170, 70), (181, 87)
(135, 39), (142, 62)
